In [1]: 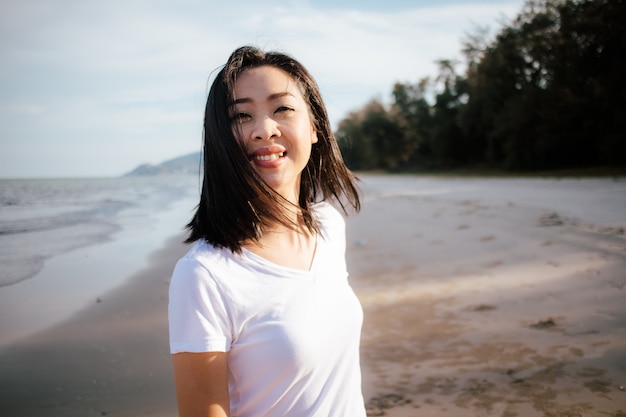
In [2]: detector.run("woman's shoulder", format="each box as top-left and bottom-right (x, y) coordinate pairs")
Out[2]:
(313, 201), (346, 244)
(172, 240), (235, 282)
(312, 201), (345, 224)
(178, 239), (223, 264)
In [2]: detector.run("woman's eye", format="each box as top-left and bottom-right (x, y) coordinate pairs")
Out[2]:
(276, 106), (294, 113)
(232, 112), (251, 123)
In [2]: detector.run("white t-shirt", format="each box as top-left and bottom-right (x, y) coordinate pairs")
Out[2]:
(168, 202), (366, 417)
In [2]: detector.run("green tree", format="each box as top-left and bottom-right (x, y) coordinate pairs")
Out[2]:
(337, 100), (405, 170)
(429, 59), (468, 166)
(336, 0), (626, 172)
(388, 80), (432, 166)
(462, 0), (626, 169)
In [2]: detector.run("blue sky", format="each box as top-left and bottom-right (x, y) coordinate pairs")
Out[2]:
(0, 0), (524, 178)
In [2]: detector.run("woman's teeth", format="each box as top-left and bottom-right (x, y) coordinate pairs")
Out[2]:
(254, 152), (285, 161)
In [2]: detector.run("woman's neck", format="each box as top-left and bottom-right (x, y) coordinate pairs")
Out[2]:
(244, 223), (317, 271)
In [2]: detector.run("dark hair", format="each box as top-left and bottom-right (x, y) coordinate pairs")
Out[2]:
(186, 45), (360, 252)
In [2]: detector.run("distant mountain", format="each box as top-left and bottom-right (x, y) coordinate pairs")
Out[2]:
(124, 152), (202, 176)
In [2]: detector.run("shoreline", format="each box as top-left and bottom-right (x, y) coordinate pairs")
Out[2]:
(0, 233), (189, 417)
(0, 176), (624, 416)
(0, 192), (195, 347)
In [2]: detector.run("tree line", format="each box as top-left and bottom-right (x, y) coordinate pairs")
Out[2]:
(336, 0), (626, 172)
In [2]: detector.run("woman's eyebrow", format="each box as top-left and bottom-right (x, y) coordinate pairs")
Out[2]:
(268, 92), (295, 101)
(230, 97), (252, 106)
(230, 92), (296, 106)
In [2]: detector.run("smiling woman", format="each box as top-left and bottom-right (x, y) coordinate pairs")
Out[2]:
(168, 46), (364, 417)
(231, 65), (319, 198)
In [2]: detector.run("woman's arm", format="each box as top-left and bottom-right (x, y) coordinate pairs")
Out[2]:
(172, 351), (230, 417)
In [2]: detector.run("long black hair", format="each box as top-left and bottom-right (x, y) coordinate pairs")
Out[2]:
(186, 45), (360, 252)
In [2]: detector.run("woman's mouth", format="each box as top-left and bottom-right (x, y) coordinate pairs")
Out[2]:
(249, 147), (287, 168)
(252, 151), (285, 161)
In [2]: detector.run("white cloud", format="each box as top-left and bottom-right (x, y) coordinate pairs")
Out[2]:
(0, 0), (524, 177)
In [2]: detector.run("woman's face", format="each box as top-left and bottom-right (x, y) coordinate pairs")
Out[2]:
(231, 65), (318, 201)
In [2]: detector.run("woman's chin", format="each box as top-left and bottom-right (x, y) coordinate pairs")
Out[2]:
(258, 173), (301, 199)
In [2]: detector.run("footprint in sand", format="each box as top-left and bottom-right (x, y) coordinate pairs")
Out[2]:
(468, 304), (497, 312)
(365, 393), (412, 416)
(538, 212), (565, 227)
(529, 318), (559, 330)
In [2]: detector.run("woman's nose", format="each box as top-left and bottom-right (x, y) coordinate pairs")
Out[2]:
(251, 116), (280, 141)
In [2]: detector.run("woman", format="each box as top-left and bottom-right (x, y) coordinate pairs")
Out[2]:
(168, 45), (364, 416)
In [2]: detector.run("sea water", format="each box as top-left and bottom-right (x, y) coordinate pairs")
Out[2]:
(0, 176), (200, 345)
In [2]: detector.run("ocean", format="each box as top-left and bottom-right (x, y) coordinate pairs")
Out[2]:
(0, 176), (200, 344)
(0, 176), (199, 287)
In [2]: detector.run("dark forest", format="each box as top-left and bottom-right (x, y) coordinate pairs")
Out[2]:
(336, 0), (625, 172)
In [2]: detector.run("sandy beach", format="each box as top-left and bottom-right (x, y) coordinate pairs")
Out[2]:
(351, 176), (626, 416)
(0, 175), (624, 416)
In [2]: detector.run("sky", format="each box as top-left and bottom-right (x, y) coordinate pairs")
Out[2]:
(0, 0), (525, 178)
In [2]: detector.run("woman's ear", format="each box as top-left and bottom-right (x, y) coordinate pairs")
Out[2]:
(311, 130), (318, 144)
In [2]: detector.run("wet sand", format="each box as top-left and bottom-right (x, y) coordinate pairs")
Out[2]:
(0, 234), (187, 417)
(350, 179), (626, 416)
(0, 176), (625, 416)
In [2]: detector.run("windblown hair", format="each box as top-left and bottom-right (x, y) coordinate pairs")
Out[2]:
(186, 45), (360, 252)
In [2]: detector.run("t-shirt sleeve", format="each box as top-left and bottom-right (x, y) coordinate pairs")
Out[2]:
(317, 202), (347, 255)
(168, 256), (232, 354)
